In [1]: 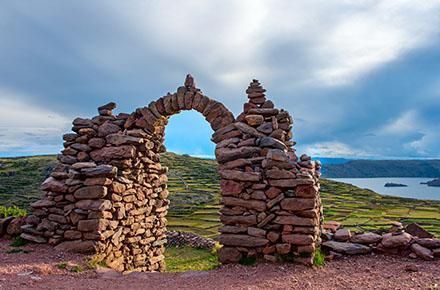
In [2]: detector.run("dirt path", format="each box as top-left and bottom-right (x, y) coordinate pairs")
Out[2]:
(1, 239), (439, 290)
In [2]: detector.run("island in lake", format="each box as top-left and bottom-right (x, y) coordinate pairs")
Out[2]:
(384, 182), (408, 187)
(426, 178), (440, 187)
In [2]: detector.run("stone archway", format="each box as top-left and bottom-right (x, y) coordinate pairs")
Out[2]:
(23, 75), (322, 272)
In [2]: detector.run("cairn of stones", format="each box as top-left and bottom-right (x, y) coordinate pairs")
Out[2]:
(216, 80), (322, 265)
(22, 75), (322, 272)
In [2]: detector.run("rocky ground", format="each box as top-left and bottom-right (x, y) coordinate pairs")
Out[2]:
(166, 231), (216, 249)
(1, 238), (439, 290)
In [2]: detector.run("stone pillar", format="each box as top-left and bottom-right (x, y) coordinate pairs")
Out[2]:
(216, 80), (322, 265)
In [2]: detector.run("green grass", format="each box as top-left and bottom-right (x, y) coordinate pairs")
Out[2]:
(86, 257), (108, 269)
(160, 153), (222, 237)
(6, 236), (31, 254)
(56, 262), (68, 269)
(9, 236), (29, 247)
(0, 155), (57, 209)
(0, 153), (439, 238)
(70, 265), (84, 273)
(313, 248), (325, 267)
(164, 246), (220, 272)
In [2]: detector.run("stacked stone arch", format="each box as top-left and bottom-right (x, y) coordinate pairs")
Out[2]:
(22, 75), (322, 272)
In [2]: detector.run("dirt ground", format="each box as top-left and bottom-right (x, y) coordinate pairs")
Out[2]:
(1, 238), (439, 290)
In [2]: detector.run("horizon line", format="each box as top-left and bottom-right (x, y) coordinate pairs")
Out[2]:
(1, 152), (440, 161)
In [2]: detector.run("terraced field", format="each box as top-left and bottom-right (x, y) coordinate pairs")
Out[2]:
(321, 179), (440, 236)
(0, 155), (57, 208)
(1, 153), (439, 237)
(161, 153), (221, 238)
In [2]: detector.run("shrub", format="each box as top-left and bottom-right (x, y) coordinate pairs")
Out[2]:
(0, 205), (27, 218)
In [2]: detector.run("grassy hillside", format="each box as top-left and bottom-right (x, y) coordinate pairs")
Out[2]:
(161, 153), (221, 238)
(321, 179), (440, 235)
(1, 154), (439, 237)
(0, 156), (57, 208)
(322, 159), (440, 178)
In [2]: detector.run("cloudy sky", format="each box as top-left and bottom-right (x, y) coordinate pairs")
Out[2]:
(0, 0), (439, 158)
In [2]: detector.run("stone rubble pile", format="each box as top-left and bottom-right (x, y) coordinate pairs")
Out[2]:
(322, 222), (440, 260)
(166, 231), (216, 250)
(216, 79), (322, 265)
(0, 216), (25, 238)
(21, 75), (322, 272)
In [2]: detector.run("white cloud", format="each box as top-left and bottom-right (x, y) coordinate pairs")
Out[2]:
(406, 130), (440, 157)
(0, 89), (70, 155)
(366, 109), (440, 158)
(1, 1), (439, 157)
(312, 1), (440, 85)
(16, 0), (438, 89)
(131, 0), (440, 87)
(304, 141), (368, 158)
(379, 110), (418, 135)
(124, 0), (270, 87)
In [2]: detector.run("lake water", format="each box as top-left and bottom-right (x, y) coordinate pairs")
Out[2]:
(329, 178), (440, 201)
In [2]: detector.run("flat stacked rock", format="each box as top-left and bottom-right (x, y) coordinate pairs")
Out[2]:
(246, 79), (267, 106)
(322, 221), (440, 261)
(22, 75), (322, 271)
(216, 80), (322, 265)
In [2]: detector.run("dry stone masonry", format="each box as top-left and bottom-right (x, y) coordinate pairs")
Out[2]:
(216, 80), (322, 265)
(22, 75), (322, 272)
(322, 221), (440, 261)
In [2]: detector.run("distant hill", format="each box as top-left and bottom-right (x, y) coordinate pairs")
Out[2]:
(322, 159), (440, 178)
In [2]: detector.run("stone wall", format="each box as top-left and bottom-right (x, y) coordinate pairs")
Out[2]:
(322, 222), (440, 261)
(22, 75), (322, 272)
